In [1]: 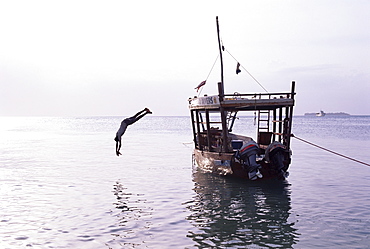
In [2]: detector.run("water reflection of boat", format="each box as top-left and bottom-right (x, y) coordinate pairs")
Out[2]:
(185, 169), (299, 248)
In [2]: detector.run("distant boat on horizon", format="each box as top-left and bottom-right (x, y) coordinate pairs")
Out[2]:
(304, 111), (350, 116)
(316, 110), (326, 117)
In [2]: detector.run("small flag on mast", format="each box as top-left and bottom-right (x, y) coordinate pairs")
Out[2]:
(236, 62), (241, 74)
(195, 80), (206, 92)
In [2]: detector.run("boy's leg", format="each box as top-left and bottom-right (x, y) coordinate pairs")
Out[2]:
(131, 108), (152, 124)
(132, 109), (147, 119)
(126, 108), (151, 125)
(131, 112), (147, 124)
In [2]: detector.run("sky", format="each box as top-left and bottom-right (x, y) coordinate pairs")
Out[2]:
(1, 0), (369, 116)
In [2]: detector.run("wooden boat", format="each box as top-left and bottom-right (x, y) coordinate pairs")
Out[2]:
(188, 17), (296, 180)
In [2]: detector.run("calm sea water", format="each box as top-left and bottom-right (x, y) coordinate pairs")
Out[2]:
(1, 115), (370, 248)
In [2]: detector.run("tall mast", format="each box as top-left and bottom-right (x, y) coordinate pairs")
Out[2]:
(216, 16), (230, 152)
(216, 16), (224, 98)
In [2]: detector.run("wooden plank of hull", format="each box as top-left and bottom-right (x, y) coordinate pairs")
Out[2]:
(193, 149), (251, 179)
(193, 149), (235, 176)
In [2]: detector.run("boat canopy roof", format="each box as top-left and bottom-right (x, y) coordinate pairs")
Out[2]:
(189, 92), (295, 112)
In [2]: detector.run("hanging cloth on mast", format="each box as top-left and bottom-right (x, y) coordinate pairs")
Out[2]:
(236, 62), (241, 74)
(225, 48), (269, 93)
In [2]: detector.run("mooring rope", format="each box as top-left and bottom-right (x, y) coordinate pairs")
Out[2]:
(291, 134), (370, 167)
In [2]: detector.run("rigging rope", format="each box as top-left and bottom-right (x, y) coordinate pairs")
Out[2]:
(224, 48), (269, 93)
(198, 54), (219, 96)
(291, 134), (370, 167)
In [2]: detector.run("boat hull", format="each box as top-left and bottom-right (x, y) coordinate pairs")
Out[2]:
(193, 148), (291, 180)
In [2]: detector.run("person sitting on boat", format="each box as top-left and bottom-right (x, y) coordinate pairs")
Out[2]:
(114, 108), (152, 156)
